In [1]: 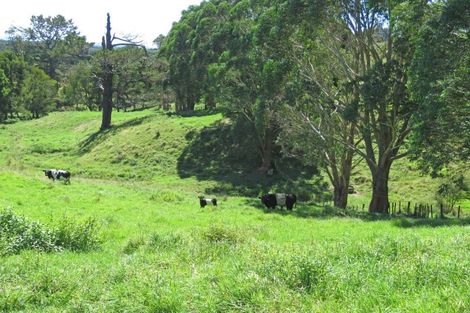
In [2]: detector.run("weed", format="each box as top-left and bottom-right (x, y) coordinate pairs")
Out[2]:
(0, 209), (101, 255)
(123, 236), (145, 254)
(202, 225), (243, 245)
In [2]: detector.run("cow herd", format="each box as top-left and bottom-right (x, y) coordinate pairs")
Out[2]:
(42, 169), (297, 210)
(199, 193), (297, 210)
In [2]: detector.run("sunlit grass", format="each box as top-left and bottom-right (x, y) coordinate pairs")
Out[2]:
(0, 110), (469, 312)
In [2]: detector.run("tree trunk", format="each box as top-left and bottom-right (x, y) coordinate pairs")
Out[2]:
(258, 129), (273, 173)
(101, 65), (113, 129)
(333, 182), (348, 208)
(369, 162), (392, 213)
(100, 13), (114, 130)
(258, 141), (273, 173)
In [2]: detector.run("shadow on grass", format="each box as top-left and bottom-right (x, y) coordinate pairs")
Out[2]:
(165, 108), (221, 118)
(177, 118), (325, 199)
(77, 116), (153, 155)
(244, 197), (470, 224)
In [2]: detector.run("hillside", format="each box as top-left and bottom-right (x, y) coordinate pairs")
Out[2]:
(1, 109), (468, 209)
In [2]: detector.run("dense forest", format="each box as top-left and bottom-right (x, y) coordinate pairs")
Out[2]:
(1, 0), (469, 213)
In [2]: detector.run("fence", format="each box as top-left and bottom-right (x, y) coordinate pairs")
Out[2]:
(344, 201), (466, 219)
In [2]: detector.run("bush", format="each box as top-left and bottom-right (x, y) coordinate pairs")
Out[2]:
(202, 225), (242, 245)
(0, 209), (101, 256)
(53, 216), (102, 252)
(0, 209), (57, 255)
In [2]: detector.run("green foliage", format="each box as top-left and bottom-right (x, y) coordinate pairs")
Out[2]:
(6, 14), (91, 79)
(0, 209), (101, 256)
(61, 61), (101, 110)
(202, 224), (243, 245)
(0, 209), (58, 255)
(160, 1), (237, 112)
(122, 236), (146, 254)
(409, 0), (470, 174)
(20, 66), (57, 118)
(0, 51), (26, 119)
(53, 216), (101, 252)
(436, 172), (468, 210)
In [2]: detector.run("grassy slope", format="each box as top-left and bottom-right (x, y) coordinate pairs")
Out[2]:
(0, 109), (469, 312)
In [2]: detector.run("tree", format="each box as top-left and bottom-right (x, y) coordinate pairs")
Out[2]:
(112, 47), (153, 111)
(289, 0), (431, 213)
(99, 13), (147, 130)
(161, 1), (229, 111)
(6, 15), (91, 80)
(205, 0), (284, 172)
(436, 172), (468, 212)
(409, 0), (470, 175)
(0, 51), (26, 119)
(276, 0), (360, 208)
(20, 66), (57, 118)
(0, 69), (10, 120)
(61, 61), (101, 111)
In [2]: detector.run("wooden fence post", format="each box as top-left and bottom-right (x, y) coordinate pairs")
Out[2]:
(440, 203), (444, 219)
(458, 206), (461, 219)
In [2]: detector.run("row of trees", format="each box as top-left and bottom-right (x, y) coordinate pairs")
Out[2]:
(0, 14), (165, 125)
(0, 1), (468, 213)
(159, 0), (469, 212)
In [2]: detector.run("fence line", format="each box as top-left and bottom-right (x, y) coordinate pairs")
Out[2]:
(340, 200), (465, 219)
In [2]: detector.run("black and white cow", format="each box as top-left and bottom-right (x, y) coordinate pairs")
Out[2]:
(260, 193), (297, 210)
(43, 169), (71, 184)
(199, 196), (217, 208)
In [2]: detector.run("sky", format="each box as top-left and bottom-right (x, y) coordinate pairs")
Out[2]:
(0, 0), (203, 47)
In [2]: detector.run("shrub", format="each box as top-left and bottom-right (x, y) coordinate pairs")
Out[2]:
(0, 209), (57, 255)
(0, 209), (101, 256)
(202, 225), (242, 245)
(53, 216), (102, 252)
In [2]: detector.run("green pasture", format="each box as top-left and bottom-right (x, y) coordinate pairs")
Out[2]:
(0, 110), (469, 312)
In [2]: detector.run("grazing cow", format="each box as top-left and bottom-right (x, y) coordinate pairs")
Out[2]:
(199, 196), (217, 208)
(43, 169), (71, 184)
(260, 193), (297, 210)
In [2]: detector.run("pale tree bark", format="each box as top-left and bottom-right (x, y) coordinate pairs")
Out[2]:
(327, 1), (412, 213)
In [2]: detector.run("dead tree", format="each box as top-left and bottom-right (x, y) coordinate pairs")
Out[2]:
(100, 13), (147, 130)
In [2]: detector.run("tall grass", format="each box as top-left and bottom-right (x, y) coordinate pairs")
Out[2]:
(0, 209), (101, 256)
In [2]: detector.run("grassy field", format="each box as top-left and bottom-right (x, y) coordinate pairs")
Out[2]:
(0, 109), (469, 312)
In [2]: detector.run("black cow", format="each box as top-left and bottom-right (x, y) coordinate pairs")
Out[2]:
(260, 193), (297, 210)
(199, 196), (217, 208)
(43, 169), (71, 184)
